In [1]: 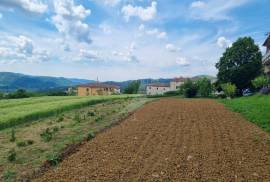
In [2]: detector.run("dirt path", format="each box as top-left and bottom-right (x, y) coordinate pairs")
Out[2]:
(34, 99), (270, 182)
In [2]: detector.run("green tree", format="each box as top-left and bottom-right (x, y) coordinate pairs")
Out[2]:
(221, 83), (236, 98)
(252, 76), (270, 89)
(196, 78), (212, 97)
(180, 79), (198, 98)
(124, 81), (140, 94)
(216, 37), (263, 93)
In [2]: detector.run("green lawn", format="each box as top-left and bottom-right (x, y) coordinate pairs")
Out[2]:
(221, 94), (270, 132)
(0, 95), (141, 130)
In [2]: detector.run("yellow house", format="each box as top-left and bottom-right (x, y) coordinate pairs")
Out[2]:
(77, 83), (120, 96)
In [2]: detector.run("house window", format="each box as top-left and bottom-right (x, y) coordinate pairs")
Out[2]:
(86, 88), (89, 92)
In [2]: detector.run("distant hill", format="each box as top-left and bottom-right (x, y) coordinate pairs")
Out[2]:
(0, 72), (94, 92)
(0, 72), (216, 93)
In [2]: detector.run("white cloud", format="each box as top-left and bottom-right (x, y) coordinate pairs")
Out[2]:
(122, 1), (157, 21)
(99, 23), (112, 34)
(176, 57), (190, 66)
(0, 13), (2, 19)
(166, 44), (181, 52)
(0, 0), (48, 14)
(52, 0), (92, 43)
(190, 1), (206, 8)
(217, 36), (232, 48)
(140, 26), (167, 39)
(189, 0), (249, 21)
(100, 0), (122, 6)
(79, 49), (100, 61)
(0, 34), (50, 63)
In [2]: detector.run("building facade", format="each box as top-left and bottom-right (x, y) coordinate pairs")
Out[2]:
(77, 83), (120, 96)
(263, 35), (270, 77)
(146, 83), (171, 95)
(146, 77), (186, 95)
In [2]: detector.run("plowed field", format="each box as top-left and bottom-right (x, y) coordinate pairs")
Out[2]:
(34, 99), (270, 182)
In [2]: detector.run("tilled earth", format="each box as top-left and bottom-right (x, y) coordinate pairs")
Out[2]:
(34, 99), (270, 182)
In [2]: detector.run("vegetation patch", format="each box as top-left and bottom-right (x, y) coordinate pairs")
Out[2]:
(221, 94), (270, 132)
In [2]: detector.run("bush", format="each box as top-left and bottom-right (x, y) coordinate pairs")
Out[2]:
(10, 129), (16, 142)
(252, 76), (270, 89)
(7, 89), (30, 99)
(56, 116), (64, 122)
(221, 83), (236, 98)
(7, 149), (16, 162)
(196, 78), (212, 97)
(180, 79), (198, 98)
(124, 81), (140, 94)
(164, 90), (179, 96)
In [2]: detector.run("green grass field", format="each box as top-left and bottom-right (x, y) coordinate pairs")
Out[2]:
(221, 94), (270, 132)
(0, 95), (141, 130)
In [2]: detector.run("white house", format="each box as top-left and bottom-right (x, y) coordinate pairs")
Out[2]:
(146, 77), (186, 95)
(263, 34), (270, 77)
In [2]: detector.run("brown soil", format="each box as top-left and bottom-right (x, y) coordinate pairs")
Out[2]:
(34, 99), (270, 182)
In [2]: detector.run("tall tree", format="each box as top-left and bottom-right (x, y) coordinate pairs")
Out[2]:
(123, 81), (140, 94)
(216, 37), (263, 93)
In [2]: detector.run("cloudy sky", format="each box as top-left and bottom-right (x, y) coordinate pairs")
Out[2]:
(0, 0), (269, 81)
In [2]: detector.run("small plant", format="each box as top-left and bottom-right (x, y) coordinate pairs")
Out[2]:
(56, 115), (64, 122)
(40, 128), (53, 142)
(7, 149), (16, 162)
(52, 126), (59, 132)
(74, 113), (81, 123)
(47, 153), (60, 166)
(26, 139), (34, 145)
(10, 129), (16, 142)
(95, 116), (103, 123)
(87, 131), (95, 141)
(16, 141), (27, 147)
(252, 76), (270, 89)
(2, 170), (16, 181)
(87, 111), (95, 116)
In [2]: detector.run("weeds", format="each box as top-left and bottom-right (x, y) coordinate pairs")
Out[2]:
(7, 149), (16, 162)
(47, 153), (60, 166)
(2, 170), (16, 181)
(74, 113), (81, 123)
(10, 129), (16, 142)
(87, 131), (95, 141)
(56, 115), (64, 122)
(87, 111), (96, 116)
(16, 141), (27, 147)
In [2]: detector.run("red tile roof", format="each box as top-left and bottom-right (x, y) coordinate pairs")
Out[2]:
(172, 77), (186, 82)
(78, 83), (119, 89)
(147, 83), (170, 87)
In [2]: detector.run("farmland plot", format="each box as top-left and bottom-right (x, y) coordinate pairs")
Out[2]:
(35, 99), (270, 182)
(0, 95), (141, 130)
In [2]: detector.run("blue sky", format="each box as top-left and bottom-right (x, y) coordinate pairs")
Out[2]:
(0, 0), (269, 81)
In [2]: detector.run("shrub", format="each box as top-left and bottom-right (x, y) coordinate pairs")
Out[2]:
(87, 131), (95, 141)
(10, 129), (16, 142)
(221, 83), (236, 98)
(252, 76), (270, 89)
(196, 78), (212, 97)
(7, 149), (16, 162)
(95, 116), (103, 123)
(164, 90), (179, 96)
(180, 79), (198, 98)
(16, 141), (27, 147)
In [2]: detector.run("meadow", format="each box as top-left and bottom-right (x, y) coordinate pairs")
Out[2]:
(221, 94), (270, 132)
(0, 97), (152, 181)
(0, 95), (141, 130)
